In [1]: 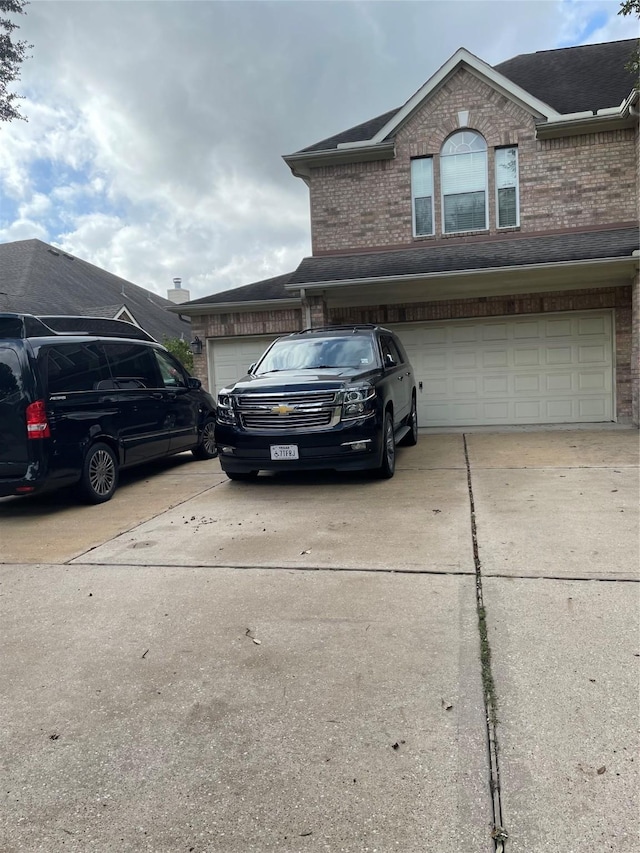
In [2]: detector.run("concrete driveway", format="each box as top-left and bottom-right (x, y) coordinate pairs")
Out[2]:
(0, 428), (638, 852)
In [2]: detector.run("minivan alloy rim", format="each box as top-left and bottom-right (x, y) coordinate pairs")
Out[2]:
(202, 422), (216, 454)
(89, 450), (115, 496)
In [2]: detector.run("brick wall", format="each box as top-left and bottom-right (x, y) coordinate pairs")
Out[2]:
(308, 68), (638, 254)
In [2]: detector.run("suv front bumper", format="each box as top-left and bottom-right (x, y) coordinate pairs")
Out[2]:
(215, 418), (383, 474)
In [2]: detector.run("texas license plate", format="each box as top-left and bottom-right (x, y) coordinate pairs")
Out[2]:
(270, 444), (299, 460)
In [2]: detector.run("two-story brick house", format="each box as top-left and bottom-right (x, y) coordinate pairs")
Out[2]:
(177, 39), (640, 428)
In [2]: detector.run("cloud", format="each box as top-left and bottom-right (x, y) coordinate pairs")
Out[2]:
(1, 0), (637, 300)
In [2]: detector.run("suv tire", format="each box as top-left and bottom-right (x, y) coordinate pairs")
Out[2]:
(80, 442), (119, 503)
(376, 411), (396, 479)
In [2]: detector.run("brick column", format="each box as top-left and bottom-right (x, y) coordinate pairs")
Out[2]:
(308, 295), (328, 328)
(632, 265), (639, 427)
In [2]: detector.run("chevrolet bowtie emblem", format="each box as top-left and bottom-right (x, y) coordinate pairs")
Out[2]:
(272, 404), (295, 415)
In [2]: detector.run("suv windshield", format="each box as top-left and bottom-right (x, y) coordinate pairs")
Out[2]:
(256, 335), (378, 374)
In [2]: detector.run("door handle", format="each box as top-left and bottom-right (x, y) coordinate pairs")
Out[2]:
(397, 375), (403, 381)
(419, 382), (423, 391)
(152, 392), (164, 400)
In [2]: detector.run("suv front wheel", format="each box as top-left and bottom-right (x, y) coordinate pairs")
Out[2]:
(376, 411), (395, 479)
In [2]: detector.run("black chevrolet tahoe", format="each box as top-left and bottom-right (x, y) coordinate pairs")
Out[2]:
(215, 325), (417, 480)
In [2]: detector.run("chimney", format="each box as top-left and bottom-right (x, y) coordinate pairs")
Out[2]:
(167, 276), (191, 304)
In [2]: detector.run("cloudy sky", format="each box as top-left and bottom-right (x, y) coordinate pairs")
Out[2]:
(0, 0), (637, 301)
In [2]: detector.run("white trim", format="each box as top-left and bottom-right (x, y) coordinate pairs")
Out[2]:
(168, 298), (302, 315)
(369, 48), (560, 145)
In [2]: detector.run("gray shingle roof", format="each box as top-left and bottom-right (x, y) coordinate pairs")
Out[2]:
(0, 239), (190, 343)
(186, 272), (295, 305)
(295, 39), (638, 154)
(288, 226), (639, 285)
(495, 39), (638, 115)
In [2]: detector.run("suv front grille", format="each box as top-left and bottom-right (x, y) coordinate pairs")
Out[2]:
(235, 390), (340, 432)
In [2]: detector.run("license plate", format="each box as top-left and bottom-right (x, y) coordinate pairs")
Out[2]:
(270, 444), (299, 460)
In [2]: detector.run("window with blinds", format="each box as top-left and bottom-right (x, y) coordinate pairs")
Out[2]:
(411, 157), (434, 236)
(495, 146), (519, 228)
(440, 131), (488, 234)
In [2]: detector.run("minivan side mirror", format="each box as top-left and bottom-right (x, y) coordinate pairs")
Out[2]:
(188, 377), (202, 390)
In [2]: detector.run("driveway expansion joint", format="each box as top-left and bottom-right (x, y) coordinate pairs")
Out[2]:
(464, 434), (508, 852)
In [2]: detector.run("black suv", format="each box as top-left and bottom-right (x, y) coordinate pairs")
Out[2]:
(0, 313), (217, 503)
(215, 325), (417, 480)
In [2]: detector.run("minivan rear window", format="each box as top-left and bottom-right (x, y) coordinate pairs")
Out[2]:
(0, 347), (23, 402)
(44, 343), (111, 394)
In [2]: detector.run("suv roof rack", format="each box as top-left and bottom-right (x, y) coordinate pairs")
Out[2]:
(293, 324), (383, 335)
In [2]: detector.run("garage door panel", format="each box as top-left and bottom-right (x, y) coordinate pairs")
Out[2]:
(392, 312), (613, 427)
(210, 337), (279, 395)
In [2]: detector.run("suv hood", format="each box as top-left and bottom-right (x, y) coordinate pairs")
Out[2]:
(226, 368), (375, 394)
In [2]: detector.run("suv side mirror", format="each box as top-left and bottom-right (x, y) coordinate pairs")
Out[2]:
(188, 377), (202, 390)
(248, 363), (257, 374)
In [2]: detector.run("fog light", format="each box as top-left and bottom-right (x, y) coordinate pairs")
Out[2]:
(220, 446), (235, 455)
(341, 440), (371, 452)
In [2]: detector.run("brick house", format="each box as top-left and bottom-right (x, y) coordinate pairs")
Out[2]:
(177, 39), (640, 428)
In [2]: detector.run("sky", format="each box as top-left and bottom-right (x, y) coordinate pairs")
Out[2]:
(0, 0), (637, 302)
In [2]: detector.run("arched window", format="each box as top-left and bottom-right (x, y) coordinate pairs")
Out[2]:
(440, 131), (487, 233)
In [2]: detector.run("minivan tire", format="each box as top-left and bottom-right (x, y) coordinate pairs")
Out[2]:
(80, 442), (119, 503)
(192, 418), (218, 460)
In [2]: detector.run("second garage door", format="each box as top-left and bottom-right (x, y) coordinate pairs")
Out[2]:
(209, 336), (279, 395)
(392, 312), (614, 427)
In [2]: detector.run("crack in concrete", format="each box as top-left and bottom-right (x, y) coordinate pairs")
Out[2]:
(463, 434), (508, 852)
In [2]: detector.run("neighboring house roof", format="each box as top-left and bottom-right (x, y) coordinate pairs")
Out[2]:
(287, 227), (639, 287)
(294, 39), (638, 155)
(0, 238), (190, 342)
(185, 272), (295, 307)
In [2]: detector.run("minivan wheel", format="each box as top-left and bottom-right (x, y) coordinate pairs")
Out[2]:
(376, 412), (396, 479)
(80, 443), (119, 504)
(192, 418), (218, 460)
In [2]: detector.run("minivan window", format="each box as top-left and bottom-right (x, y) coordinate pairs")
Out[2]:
(0, 347), (22, 402)
(155, 349), (188, 388)
(45, 343), (111, 394)
(103, 343), (160, 389)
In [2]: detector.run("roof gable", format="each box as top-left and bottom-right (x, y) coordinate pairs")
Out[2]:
(0, 238), (190, 343)
(288, 39), (638, 158)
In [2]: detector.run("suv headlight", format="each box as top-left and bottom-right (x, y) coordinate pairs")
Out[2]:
(341, 386), (376, 420)
(216, 391), (236, 424)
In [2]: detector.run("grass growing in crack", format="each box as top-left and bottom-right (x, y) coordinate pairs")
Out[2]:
(477, 603), (499, 728)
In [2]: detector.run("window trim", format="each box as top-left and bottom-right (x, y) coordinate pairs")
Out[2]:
(495, 145), (520, 229)
(410, 156), (435, 238)
(440, 131), (489, 235)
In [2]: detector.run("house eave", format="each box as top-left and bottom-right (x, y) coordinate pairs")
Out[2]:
(285, 255), (638, 292)
(283, 141), (396, 178)
(168, 298), (302, 316)
(536, 96), (639, 139)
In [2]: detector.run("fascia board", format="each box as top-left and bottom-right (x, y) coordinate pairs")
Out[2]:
(286, 256), (638, 292)
(167, 298), (302, 315)
(369, 48), (560, 144)
(282, 142), (395, 177)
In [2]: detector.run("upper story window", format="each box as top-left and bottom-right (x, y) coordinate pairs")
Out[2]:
(495, 146), (519, 228)
(440, 131), (488, 234)
(411, 157), (434, 236)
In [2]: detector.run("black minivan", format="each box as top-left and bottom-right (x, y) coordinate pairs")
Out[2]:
(0, 313), (217, 503)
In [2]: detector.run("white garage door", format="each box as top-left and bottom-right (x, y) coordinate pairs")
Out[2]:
(392, 312), (614, 427)
(209, 336), (279, 395)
